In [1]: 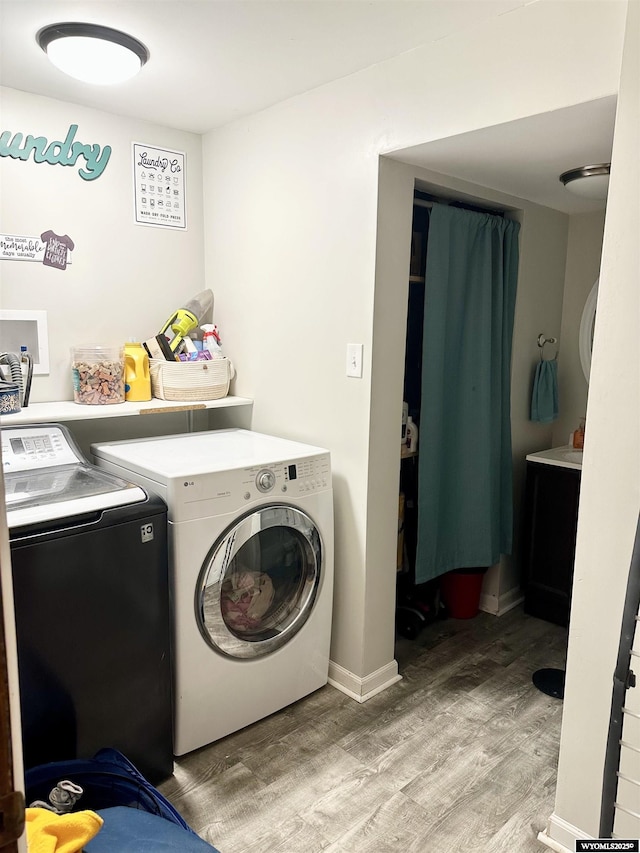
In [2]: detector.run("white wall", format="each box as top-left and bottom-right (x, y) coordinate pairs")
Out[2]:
(548, 0), (639, 845)
(506, 200), (569, 597)
(0, 88), (205, 402)
(201, 1), (627, 687)
(552, 210), (606, 448)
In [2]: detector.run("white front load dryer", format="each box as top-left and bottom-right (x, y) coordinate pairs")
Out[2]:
(92, 429), (333, 756)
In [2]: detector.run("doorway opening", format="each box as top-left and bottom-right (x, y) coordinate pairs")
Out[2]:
(383, 166), (607, 681)
(395, 185), (514, 646)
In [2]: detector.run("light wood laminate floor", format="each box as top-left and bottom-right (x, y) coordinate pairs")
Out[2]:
(159, 605), (567, 852)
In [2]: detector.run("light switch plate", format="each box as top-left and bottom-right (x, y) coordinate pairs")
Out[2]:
(346, 343), (363, 378)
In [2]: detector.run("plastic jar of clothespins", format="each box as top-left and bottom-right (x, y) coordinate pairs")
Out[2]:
(71, 345), (125, 405)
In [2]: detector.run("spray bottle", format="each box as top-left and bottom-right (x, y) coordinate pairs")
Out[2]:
(201, 324), (224, 358)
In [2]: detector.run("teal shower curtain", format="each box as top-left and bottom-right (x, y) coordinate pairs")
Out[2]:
(415, 204), (520, 584)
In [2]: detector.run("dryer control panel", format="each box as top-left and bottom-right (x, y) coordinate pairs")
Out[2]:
(283, 456), (331, 494)
(165, 451), (331, 521)
(245, 453), (331, 500)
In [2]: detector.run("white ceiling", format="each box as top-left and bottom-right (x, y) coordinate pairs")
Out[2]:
(389, 97), (617, 215)
(0, 0), (616, 214)
(0, 0), (529, 134)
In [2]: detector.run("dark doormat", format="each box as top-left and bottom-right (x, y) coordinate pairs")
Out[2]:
(532, 667), (565, 699)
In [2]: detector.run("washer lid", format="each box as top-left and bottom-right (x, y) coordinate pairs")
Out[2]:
(91, 428), (329, 482)
(5, 463), (147, 529)
(2, 424), (146, 529)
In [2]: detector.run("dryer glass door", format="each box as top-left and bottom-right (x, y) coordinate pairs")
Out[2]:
(196, 505), (322, 658)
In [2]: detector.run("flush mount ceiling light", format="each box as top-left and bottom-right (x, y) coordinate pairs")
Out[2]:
(37, 22), (149, 85)
(559, 163), (611, 200)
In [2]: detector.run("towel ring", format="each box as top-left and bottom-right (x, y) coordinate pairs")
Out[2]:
(537, 333), (558, 361)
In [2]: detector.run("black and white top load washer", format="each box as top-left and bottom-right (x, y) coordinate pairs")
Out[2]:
(3, 423), (173, 784)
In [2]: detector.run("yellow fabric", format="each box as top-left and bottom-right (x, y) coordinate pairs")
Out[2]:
(26, 807), (103, 853)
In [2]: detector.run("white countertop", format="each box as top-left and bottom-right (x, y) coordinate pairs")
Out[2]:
(526, 445), (583, 471)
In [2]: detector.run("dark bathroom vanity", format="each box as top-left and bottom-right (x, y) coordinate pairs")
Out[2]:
(522, 446), (583, 627)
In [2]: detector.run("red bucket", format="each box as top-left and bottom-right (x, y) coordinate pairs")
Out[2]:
(440, 568), (486, 619)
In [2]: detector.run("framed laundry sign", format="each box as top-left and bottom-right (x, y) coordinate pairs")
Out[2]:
(133, 143), (187, 229)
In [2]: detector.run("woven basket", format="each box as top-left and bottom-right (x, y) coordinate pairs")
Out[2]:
(149, 357), (234, 402)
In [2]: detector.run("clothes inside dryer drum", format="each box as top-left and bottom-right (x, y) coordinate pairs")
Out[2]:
(211, 525), (310, 638)
(198, 506), (322, 658)
(221, 571), (275, 631)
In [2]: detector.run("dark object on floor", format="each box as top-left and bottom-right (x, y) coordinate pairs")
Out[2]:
(86, 807), (220, 852)
(25, 749), (191, 833)
(396, 588), (447, 639)
(532, 667), (565, 699)
(396, 603), (429, 640)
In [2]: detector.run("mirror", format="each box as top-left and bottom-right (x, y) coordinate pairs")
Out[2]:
(579, 278), (598, 383)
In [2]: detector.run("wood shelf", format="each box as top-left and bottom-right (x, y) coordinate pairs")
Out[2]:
(0, 395), (253, 426)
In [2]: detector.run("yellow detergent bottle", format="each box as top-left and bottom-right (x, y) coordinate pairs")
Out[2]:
(124, 341), (152, 402)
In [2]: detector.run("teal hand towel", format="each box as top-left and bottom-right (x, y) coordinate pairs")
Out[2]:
(531, 358), (559, 423)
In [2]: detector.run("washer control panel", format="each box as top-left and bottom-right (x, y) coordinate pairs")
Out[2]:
(1, 425), (79, 472)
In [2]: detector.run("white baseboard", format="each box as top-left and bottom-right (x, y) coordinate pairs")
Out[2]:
(539, 813), (593, 852)
(328, 659), (402, 703)
(536, 829), (572, 853)
(479, 591), (499, 615)
(479, 587), (524, 617)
